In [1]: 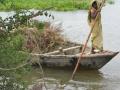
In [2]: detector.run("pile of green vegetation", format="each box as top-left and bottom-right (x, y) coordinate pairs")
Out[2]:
(0, 10), (47, 69)
(0, 22), (67, 89)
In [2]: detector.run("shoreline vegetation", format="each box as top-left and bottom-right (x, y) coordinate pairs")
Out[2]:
(0, 0), (90, 11)
(0, 0), (114, 11)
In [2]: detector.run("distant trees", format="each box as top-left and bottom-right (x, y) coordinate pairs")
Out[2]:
(0, 0), (6, 4)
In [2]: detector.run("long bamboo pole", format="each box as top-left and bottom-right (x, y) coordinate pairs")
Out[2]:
(70, 0), (105, 80)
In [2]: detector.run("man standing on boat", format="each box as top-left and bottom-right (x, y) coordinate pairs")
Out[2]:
(88, 0), (104, 53)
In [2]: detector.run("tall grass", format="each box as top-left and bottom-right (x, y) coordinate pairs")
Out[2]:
(0, 0), (115, 11)
(0, 0), (90, 11)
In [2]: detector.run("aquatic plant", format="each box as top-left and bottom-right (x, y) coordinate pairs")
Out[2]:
(107, 0), (114, 4)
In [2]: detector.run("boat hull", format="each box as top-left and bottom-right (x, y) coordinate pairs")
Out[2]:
(30, 44), (119, 70)
(31, 51), (118, 70)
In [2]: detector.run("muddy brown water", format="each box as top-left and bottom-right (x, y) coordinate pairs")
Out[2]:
(0, 0), (120, 90)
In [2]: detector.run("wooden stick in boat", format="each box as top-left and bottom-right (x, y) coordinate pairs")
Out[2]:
(31, 52), (117, 58)
(31, 46), (81, 55)
(70, 0), (105, 80)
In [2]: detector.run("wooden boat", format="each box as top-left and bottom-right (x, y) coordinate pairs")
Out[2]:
(31, 45), (119, 70)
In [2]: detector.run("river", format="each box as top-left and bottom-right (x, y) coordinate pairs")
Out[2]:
(0, 0), (120, 90)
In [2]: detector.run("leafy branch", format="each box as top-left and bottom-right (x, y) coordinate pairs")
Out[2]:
(0, 7), (54, 34)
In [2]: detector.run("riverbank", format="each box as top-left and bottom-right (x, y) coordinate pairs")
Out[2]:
(0, 0), (90, 11)
(0, 0), (114, 11)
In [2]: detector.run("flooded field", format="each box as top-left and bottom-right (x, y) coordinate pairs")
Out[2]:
(0, 0), (120, 90)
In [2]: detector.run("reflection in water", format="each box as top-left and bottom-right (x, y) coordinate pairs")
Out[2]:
(28, 68), (104, 90)
(27, 68), (120, 90)
(44, 67), (103, 82)
(44, 68), (104, 90)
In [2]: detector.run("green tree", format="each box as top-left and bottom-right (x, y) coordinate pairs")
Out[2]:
(0, 0), (6, 4)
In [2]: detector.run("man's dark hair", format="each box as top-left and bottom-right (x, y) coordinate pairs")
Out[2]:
(92, 1), (98, 9)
